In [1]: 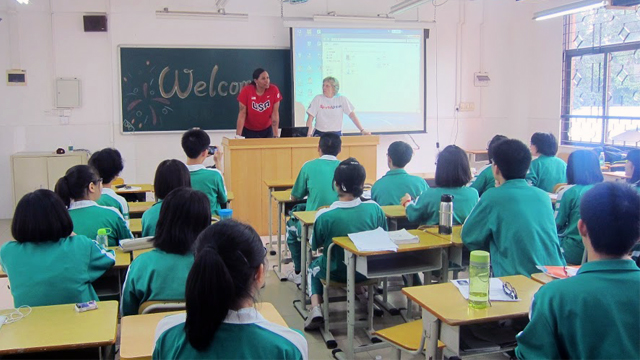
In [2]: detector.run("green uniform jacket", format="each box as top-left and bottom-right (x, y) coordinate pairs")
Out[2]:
(371, 169), (428, 206)
(469, 164), (495, 197)
(555, 184), (595, 265)
(0, 236), (115, 307)
(461, 179), (565, 276)
(515, 260), (640, 360)
(526, 155), (567, 193)
(69, 200), (133, 247)
(291, 155), (340, 211)
(141, 200), (163, 237)
(97, 188), (130, 221)
(405, 187), (479, 225)
(153, 309), (308, 360)
(121, 249), (193, 316)
(187, 164), (227, 215)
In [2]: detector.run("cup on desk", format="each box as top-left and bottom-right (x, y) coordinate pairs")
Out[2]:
(219, 209), (233, 220)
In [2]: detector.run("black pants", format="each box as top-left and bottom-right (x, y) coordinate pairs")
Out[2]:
(242, 126), (274, 138)
(313, 129), (342, 137)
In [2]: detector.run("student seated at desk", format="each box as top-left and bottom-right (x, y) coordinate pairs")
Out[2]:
(182, 128), (227, 215)
(55, 165), (133, 246)
(0, 189), (115, 307)
(305, 158), (387, 331)
(516, 182), (640, 360)
(469, 134), (507, 197)
(142, 159), (191, 237)
(89, 148), (130, 222)
(153, 220), (308, 360)
(462, 139), (565, 276)
(626, 149), (640, 191)
(525, 132), (567, 192)
(371, 141), (428, 206)
(402, 145), (479, 225)
(555, 150), (603, 265)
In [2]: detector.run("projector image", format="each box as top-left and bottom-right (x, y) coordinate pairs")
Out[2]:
(611, 0), (640, 6)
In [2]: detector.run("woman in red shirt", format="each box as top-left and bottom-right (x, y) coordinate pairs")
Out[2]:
(236, 68), (282, 138)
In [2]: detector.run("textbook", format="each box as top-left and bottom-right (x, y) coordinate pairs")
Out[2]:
(387, 229), (419, 244)
(119, 236), (154, 252)
(536, 265), (580, 279)
(347, 227), (398, 252)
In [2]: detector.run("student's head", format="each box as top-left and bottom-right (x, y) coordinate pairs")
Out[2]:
(88, 148), (124, 185)
(181, 128), (211, 160)
(530, 132), (558, 156)
(184, 220), (266, 351)
(435, 145), (471, 187)
(153, 188), (211, 255)
(579, 182), (640, 258)
(334, 157), (366, 197)
(54, 165), (103, 207)
(12, 189), (73, 243)
(487, 135), (508, 164)
(251, 68), (269, 89)
(318, 132), (341, 156)
(566, 150), (604, 185)
(626, 149), (640, 184)
(491, 139), (532, 181)
(154, 159), (191, 200)
(322, 76), (339, 97)
(387, 141), (413, 169)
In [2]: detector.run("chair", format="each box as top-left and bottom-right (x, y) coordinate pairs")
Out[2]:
(553, 183), (568, 194)
(374, 320), (445, 360)
(112, 177), (125, 186)
(138, 301), (186, 314)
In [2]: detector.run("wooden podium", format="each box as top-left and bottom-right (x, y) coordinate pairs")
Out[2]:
(222, 136), (379, 235)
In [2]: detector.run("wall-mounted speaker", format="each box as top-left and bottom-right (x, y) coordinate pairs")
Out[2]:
(83, 15), (107, 32)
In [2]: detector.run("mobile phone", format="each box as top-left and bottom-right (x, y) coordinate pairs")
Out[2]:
(207, 146), (217, 155)
(75, 300), (98, 312)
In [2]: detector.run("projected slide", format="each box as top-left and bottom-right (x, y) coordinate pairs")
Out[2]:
(292, 28), (425, 134)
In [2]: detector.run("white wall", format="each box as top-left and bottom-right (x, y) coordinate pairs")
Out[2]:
(0, 0), (566, 218)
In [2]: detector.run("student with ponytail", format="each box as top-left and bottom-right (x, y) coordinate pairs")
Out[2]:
(153, 220), (308, 360)
(55, 165), (132, 246)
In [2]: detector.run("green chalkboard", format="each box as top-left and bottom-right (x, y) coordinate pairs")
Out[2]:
(119, 47), (292, 133)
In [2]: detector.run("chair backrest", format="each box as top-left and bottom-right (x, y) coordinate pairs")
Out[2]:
(553, 183), (568, 194)
(112, 177), (125, 185)
(139, 301), (186, 314)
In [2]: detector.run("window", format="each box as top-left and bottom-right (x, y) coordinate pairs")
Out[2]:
(562, 7), (640, 148)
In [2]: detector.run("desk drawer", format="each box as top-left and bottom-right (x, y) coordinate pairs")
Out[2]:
(355, 248), (443, 278)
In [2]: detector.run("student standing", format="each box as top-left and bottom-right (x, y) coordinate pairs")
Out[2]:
(89, 148), (130, 222)
(372, 141), (428, 206)
(236, 68), (282, 138)
(469, 135), (507, 197)
(626, 149), (640, 191)
(526, 132), (567, 192)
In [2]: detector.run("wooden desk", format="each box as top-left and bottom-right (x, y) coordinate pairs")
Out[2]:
(108, 246), (132, 269)
(403, 275), (541, 359)
(264, 179), (296, 254)
(602, 171), (630, 182)
(128, 201), (155, 215)
(132, 248), (154, 260)
(115, 184), (155, 195)
(0, 301), (118, 355)
(119, 302), (287, 360)
(531, 272), (555, 285)
(381, 205), (407, 231)
(291, 210), (318, 319)
(271, 190), (304, 280)
(130, 218), (142, 236)
(466, 150), (489, 168)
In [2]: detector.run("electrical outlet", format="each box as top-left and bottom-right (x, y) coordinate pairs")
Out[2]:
(458, 102), (475, 112)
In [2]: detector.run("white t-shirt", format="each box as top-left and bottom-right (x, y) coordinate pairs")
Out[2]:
(306, 95), (355, 132)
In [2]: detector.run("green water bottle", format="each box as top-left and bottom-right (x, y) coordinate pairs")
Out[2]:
(96, 228), (111, 248)
(469, 250), (490, 309)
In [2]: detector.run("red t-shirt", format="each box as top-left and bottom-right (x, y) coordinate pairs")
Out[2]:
(237, 84), (282, 131)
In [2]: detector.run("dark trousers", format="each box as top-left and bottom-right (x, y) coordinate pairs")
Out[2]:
(242, 126), (274, 138)
(313, 129), (342, 137)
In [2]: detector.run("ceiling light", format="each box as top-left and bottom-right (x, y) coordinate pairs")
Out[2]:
(533, 0), (607, 21)
(313, 13), (395, 23)
(155, 8), (248, 20)
(389, 0), (430, 15)
(16, 0), (29, 4)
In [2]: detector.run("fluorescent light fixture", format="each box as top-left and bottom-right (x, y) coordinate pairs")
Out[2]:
(16, 0), (29, 4)
(313, 14), (395, 22)
(155, 8), (248, 20)
(389, 0), (430, 15)
(533, 0), (607, 21)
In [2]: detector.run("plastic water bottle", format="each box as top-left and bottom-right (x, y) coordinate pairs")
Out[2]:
(469, 250), (490, 309)
(96, 228), (110, 247)
(438, 194), (454, 235)
(599, 151), (605, 168)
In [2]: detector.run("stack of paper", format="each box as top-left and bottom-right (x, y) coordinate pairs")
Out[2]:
(451, 278), (520, 302)
(347, 227), (398, 252)
(387, 229), (420, 244)
(119, 236), (154, 252)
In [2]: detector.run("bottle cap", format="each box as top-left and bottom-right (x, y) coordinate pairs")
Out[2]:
(470, 250), (490, 264)
(441, 194), (454, 202)
(97, 228), (110, 235)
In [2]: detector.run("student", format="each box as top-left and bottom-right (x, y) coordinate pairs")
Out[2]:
(515, 182), (640, 360)
(461, 139), (565, 276)
(153, 220), (308, 360)
(555, 150), (603, 265)
(55, 165), (133, 246)
(402, 145), (479, 225)
(182, 128), (227, 215)
(0, 189), (115, 307)
(469, 135), (507, 197)
(305, 158), (387, 331)
(372, 141), (428, 206)
(142, 159), (191, 237)
(626, 148), (640, 191)
(121, 188), (210, 316)
(88, 148), (130, 221)
(525, 132), (567, 192)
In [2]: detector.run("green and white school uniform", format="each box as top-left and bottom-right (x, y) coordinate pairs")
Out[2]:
(469, 164), (496, 197)
(405, 187), (479, 226)
(187, 164), (227, 215)
(631, 180), (640, 194)
(515, 260), (640, 360)
(461, 179), (565, 277)
(69, 200), (133, 247)
(554, 184), (595, 265)
(141, 200), (163, 237)
(153, 308), (308, 360)
(526, 155), (567, 193)
(308, 199), (388, 296)
(121, 248), (193, 316)
(291, 155), (340, 211)
(0, 235), (115, 307)
(97, 188), (130, 223)
(371, 169), (428, 206)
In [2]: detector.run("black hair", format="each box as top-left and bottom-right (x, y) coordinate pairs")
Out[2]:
(54, 165), (102, 207)
(387, 141), (413, 168)
(184, 220), (265, 351)
(334, 157), (366, 197)
(250, 68), (266, 86)
(580, 182), (640, 257)
(566, 150), (604, 185)
(530, 132), (558, 156)
(492, 139), (532, 180)
(487, 135), (508, 164)
(12, 189), (73, 243)
(319, 132), (342, 156)
(181, 128), (211, 159)
(627, 149), (640, 184)
(88, 148), (124, 184)
(153, 188), (210, 255)
(154, 159), (191, 200)
(435, 145), (472, 187)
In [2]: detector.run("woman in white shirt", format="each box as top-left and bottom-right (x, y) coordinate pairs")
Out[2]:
(306, 76), (370, 137)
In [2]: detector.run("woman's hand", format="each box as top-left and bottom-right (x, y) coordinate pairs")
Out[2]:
(360, 129), (371, 136)
(400, 194), (412, 207)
